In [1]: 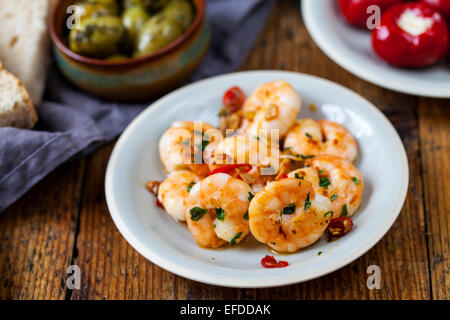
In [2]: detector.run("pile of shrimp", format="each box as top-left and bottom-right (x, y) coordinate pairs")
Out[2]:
(147, 80), (364, 254)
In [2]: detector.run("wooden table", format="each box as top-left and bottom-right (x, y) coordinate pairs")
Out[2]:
(1, 0), (448, 300)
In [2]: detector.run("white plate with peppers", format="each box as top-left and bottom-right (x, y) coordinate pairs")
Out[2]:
(303, 0), (450, 98)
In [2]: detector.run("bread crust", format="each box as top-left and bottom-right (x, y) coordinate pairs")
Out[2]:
(0, 0), (55, 105)
(0, 63), (38, 129)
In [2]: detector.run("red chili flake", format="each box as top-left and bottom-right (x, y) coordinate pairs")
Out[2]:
(155, 198), (164, 209)
(261, 255), (289, 268)
(326, 216), (353, 240)
(223, 86), (245, 113)
(146, 180), (160, 195)
(147, 181), (164, 209)
(209, 164), (252, 175)
(277, 173), (288, 180)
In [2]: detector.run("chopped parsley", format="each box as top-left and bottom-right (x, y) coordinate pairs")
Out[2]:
(216, 208), (225, 221)
(305, 193), (311, 211)
(305, 133), (312, 138)
(330, 194), (339, 201)
(318, 251), (323, 256)
(190, 207), (208, 221)
(319, 177), (331, 189)
(352, 177), (360, 185)
(296, 154), (314, 160)
(318, 169), (324, 173)
(187, 181), (195, 192)
(230, 232), (242, 246)
(196, 139), (210, 151)
(248, 191), (254, 201)
(294, 172), (304, 180)
(194, 132), (210, 151)
(243, 211), (249, 220)
(324, 211), (333, 218)
(282, 203), (296, 215)
(341, 204), (348, 217)
(218, 109), (228, 117)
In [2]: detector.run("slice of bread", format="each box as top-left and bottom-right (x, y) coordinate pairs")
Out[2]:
(0, 0), (56, 106)
(0, 63), (37, 129)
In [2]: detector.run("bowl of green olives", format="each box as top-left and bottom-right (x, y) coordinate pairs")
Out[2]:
(49, 0), (209, 101)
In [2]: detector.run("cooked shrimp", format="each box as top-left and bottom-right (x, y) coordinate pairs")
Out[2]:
(288, 155), (363, 218)
(185, 173), (252, 248)
(287, 166), (320, 187)
(284, 119), (358, 162)
(241, 80), (301, 138)
(159, 121), (219, 173)
(157, 170), (201, 221)
(249, 179), (332, 253)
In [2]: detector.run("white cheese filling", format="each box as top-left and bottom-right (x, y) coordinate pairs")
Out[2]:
(397, 9), (434, 36)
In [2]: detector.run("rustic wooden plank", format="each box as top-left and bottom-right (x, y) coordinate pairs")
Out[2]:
(70, 143), (185, 300)
(69, 144), (153, 300)
(0, 159), (85, 299)
(71, 0), (432, 299)
(418, 99), (450, 300)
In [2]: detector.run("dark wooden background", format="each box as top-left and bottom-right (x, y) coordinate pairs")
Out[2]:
(0, 0), (448, 300)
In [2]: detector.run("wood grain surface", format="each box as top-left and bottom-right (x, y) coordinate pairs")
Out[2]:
(0, 0), (448, 300)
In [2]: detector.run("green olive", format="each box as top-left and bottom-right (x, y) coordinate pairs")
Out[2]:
(162, 0), (194, 31)
(106, 54), (129, 61)
(123, 0), (169, 11)
(134, 14), (183, 57)
(84, 0), (120, 15)
(73, 1), (116, 24)
(69, 16), (125, 58)
(122, 6), (150, 46)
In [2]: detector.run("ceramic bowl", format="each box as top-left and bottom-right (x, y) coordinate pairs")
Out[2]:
(49, 0), (210, 102)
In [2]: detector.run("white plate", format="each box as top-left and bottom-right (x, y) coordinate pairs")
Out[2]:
(302, 0), (450, 98)
(105, 71), (408, 288)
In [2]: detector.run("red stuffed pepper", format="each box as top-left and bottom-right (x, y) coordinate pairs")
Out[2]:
(420, 0), (450, 20)
(372, 3), (449, 67)
(338, 0), (404, 27)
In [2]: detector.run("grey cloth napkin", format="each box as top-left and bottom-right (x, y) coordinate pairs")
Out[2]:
(0, 0), (275, 212)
